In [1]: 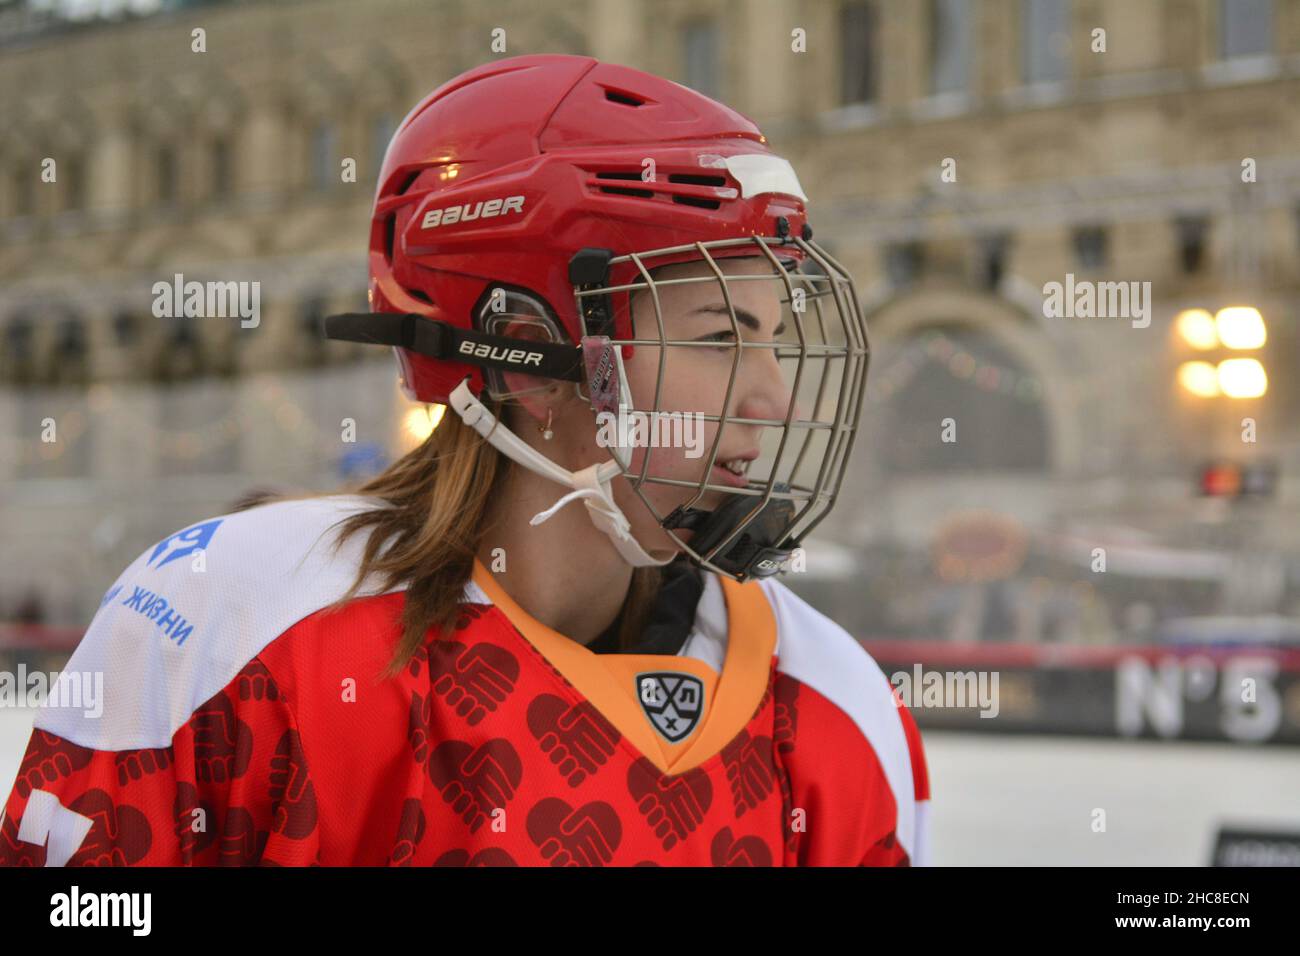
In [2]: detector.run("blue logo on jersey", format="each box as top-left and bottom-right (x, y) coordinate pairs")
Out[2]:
(147, 518), (222, 570)
(121, 586), (194, 646)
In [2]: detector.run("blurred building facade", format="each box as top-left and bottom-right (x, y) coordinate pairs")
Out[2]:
(1, 0), (1299, 639)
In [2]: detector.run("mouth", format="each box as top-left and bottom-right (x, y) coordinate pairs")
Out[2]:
(709, 451), (758, 488)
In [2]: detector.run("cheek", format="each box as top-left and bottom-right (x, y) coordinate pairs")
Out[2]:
(625, 349), (667, 409)
(618, 348), (730, 481)
(627, 349), (728, 414)
(622, 418), (722, 482)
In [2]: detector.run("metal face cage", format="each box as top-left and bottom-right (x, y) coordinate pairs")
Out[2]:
(573, 234), (871, 579)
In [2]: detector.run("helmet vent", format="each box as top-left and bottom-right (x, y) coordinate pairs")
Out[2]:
(592, 171), (727, 209)
(604, 87), (645, 107)
(393, 170), (423, 196)
(668, 173), (726, 209)
(595, 170), (653, 199)
(382, 213), (396, 264)
(668, 174), (727, 187)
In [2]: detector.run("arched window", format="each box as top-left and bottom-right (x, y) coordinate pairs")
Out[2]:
(211, 136), (231, 198)
(156, 143), (178, 205)
(839, 1), (879, 105)
(51, 315), (88, 384)
(1022, 0), (1070, 86)
(160, 310), (205, 380)
(873, 325), (1050, 474)
(681, 19), (720, 99)
(3, 315), (36, 385)
(1220, 0), (1273, 59)
(47, 97), (97, 216)
(112, 310), (138, 346)
(930, 0), (973, 95)
(131, 87), (191, 211)
(195, 75), (245, 202)
(355, 53), (407, 182)
(309, 121), (338, 192)
(300, 295), (328, 365)
(10, 162), (36, 218)
(60, 153), (86, 212)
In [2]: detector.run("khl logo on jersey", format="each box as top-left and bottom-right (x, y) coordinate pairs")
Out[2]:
(637, 672), (704, 743)
(147, 518), (222, 570)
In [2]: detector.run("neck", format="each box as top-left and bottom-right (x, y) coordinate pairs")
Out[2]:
(476, 462), (633, 646)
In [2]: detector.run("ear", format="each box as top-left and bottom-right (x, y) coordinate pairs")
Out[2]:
(494, 316), (561, 402)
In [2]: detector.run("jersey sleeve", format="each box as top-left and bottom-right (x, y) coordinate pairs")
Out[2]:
(858, 700), (931, 867)
(760, 576), (934, 867)
(0, 658), (321, 867)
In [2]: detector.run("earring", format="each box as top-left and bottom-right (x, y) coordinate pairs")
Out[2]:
(538, 408), (554, 441)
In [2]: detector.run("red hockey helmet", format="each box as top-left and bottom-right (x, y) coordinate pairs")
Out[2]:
(326, 54), (870, 581)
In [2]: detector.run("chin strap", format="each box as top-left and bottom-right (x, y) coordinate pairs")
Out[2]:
(449, 379), (672, 568)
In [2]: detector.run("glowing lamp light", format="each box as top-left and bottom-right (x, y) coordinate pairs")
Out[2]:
(1175, 309), (1218, 350)
(1214, 307), (1266, 350)
(1177, 361), (1220, 397)
(403, 403), (445, 443)
(1217, 358), (1267, 398)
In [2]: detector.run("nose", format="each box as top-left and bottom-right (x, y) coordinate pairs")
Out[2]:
(732, 347), (805, 426)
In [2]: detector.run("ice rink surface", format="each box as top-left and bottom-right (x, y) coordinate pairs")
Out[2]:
(922, 731), (1300, 865)
(0, 708), (1295, 866)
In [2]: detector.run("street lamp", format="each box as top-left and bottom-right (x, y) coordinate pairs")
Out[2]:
(1177, 360), (1220, 397)
(1175, 308), (1217, 350)
(1214, 306), (1266, 350)
(1175, 305), (1268, 398)
(1216, 358), (1267, 399)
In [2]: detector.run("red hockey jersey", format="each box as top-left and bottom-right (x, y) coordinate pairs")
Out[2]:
(0, 496), (930, 866)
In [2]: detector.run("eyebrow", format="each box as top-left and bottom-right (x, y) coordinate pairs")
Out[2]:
(689, 304), (787, 337)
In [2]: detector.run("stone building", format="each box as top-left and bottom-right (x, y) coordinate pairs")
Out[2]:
(1, 0), (1297, 638)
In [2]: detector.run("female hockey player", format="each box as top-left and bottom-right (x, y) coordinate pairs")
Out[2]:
(1, 54), (929, 867)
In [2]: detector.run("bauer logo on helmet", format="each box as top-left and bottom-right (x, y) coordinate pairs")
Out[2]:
(456, 340), (545, 367)
(420, 194), (526, 230)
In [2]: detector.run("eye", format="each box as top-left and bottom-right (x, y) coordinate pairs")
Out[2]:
(695, 330), (737, 349)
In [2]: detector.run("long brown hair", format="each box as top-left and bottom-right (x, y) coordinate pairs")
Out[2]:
(238, 405), (662, 677)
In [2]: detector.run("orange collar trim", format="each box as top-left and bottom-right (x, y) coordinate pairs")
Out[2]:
(470, 560), (776, 774)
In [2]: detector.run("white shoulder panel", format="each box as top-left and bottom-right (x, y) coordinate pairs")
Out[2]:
(760, 576), (919, 863)
(35, 495), (482, 753)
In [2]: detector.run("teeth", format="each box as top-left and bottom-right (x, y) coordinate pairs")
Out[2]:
(722, 459), (747, 475)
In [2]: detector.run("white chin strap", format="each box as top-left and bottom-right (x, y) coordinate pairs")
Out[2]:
(449, 379), (672, 568)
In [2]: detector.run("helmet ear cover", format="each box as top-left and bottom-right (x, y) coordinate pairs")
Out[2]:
(469, 283), (572, 402)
